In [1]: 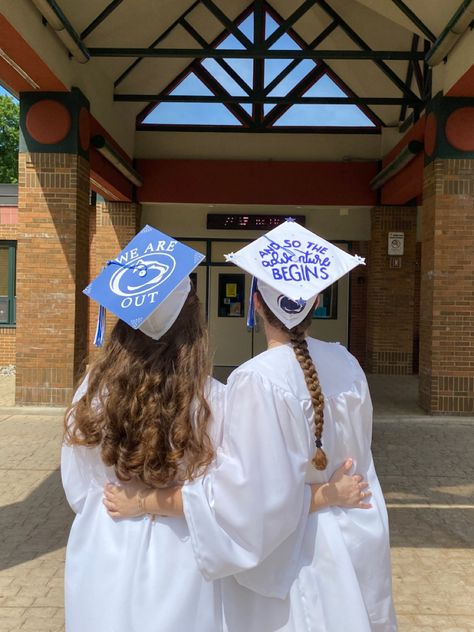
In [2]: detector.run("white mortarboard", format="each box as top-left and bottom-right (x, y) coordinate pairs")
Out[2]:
(225, 219), (365, 329)
(84, 225), (204, 345)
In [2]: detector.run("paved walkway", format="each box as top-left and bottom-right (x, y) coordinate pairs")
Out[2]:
(0, 375), (473, 631)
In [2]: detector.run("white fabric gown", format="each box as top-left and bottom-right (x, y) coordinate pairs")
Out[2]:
(61, 377), (225, 632)
(183, 338), (397, 632)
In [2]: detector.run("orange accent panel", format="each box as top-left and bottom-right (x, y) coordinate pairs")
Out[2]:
(26, 99), (71, 144)
(381, 153), (424, 205)
(0, 15), (66, 92)
(445, 107), (474, 151)
(136, 160), (378, 205)
(447, 64), (474, 97)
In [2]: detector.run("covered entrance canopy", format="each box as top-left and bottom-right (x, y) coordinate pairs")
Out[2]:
(1, 0), (474, 412)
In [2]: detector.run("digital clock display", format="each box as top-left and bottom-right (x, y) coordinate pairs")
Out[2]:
(207, 214), (306, 230)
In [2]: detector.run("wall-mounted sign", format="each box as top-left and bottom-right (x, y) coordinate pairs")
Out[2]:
(388, 232), (404, 255)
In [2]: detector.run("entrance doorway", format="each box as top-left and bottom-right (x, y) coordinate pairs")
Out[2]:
(182, 238), (350, 382)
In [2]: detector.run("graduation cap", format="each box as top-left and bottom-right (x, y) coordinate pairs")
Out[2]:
(224, 219), (365, 329)
(84, 225), (204, 345)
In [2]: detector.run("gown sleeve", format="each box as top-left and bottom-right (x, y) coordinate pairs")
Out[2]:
(182, 369), (312, 595)
(61, 376), (92, 514)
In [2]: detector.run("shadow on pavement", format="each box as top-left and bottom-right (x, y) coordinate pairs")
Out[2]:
(0, 469), (73, 571)
(373, 420), (474, 548)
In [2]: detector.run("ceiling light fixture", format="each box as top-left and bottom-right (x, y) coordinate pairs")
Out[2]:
(370, 140), (423, 190)
(426, 0), (474, 66)
(31, 0), (90, 63)
(91, 135), (143, 187)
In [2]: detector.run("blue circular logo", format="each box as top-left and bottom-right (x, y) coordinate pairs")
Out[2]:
(109, 253), (176, 297)
(277, 295), (306, 314)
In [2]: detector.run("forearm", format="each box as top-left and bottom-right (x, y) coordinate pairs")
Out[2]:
(142, 486), (183, 517)
(309, 483), (331, 512)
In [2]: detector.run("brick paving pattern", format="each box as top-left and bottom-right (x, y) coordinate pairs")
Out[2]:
(0, 374), (473, 631)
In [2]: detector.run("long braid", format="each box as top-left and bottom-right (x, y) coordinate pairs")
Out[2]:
(288, 326), (327, 470)
(256, 290), (328, 470)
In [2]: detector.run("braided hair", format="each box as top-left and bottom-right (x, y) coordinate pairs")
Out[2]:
(255, 290), (328, 470)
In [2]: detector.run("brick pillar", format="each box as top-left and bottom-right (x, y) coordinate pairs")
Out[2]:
(419, 159), (474, 413)
(418, 95), (474, 414)
(349, 241), (369, 369)
(366, 206), (417, 374)
(88, 200), (140, 359)
(16, 90), (90, 405)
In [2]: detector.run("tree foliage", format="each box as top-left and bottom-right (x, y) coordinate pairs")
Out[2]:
(0, 95), (19, 183)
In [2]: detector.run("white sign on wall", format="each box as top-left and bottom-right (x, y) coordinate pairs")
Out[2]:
(388, 232), (404, 256)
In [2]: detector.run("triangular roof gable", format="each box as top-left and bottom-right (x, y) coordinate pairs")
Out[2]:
(137, 1), (381, 131)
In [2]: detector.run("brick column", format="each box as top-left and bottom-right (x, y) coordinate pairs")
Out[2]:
(366, 206), (417, 374)
(88, 200), (140, 359)
(418, 95), (474, 414)
(16, 90), (90, 405)
(419, 159), (474, 413)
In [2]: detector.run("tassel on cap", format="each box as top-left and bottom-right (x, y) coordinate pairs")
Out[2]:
(93, 304), (106, 347)
(247, 276), (258, 329)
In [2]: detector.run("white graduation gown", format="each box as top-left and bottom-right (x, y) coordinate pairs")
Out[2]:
(183, 338), (397, 632)
(61, 377), (225, 632)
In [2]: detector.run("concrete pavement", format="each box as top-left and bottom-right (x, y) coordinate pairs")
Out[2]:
(0, 374), (473, 631)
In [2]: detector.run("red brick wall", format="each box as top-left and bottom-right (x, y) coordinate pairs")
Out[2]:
(0, 213), (18, 365)
(366, 206), (417, 374)
(419, 159), (474, 414)
(88, 201), (140, 362)
(15, 152), (90, 405)
(349, 241), (368, 369)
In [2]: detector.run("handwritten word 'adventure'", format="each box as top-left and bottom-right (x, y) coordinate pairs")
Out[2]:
(258, 239), (332, 282)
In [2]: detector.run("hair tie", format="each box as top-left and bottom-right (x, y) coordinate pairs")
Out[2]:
(315, 438), (322, 448)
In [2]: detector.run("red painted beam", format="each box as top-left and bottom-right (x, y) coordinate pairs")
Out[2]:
(136, 159), (378, 205)
(0, 15), (66, 92)
(447, 64), (474, 97)
(89, 116), (134, 201)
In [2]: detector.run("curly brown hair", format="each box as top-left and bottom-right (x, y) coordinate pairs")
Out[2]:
(65, 287), (214, 487)
(256, 290), (327, 470)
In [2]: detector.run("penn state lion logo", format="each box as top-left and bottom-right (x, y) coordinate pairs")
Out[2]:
(109, 253), (176, 297)
(277, 295), (306, 314)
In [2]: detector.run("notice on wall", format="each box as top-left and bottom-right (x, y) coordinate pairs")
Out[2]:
(388, 232), (404, 256)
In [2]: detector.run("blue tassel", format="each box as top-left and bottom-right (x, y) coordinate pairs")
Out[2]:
(93, 304), (106, 347)
(247, 277), (258, 329)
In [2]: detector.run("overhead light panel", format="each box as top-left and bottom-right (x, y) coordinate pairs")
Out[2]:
(91, 135), (143, 187)
(426, 0), (474, 66)
(370, 141), (423, 190)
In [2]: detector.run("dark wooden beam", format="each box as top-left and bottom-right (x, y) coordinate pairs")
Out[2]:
(316, 0), (420, 100)
(200, 0), (252, 48)
(253, 0), (265, 124)
(264, 21), (337, 95)
(390, 0), (436, 42)
(114, 0), (200, 88)
(264, 0), (319, 48)
(180, 18), (252, 95)
(91, 47), (425, 60)
(115, 94), (419, 104)
(81, 0), (125, 39)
